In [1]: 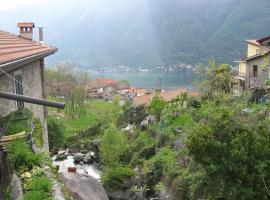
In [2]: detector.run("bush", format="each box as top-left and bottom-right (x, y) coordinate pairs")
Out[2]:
(102, 166), (135, 191)
(47, 116), (65, 152)
(27, 176), (52, 193)
(9, 139), (40, 170)
(6, 108), (33, 135)
(150, 93), (166, 120)
(147, 147), (176, 180)
(32, 117), (43, 147)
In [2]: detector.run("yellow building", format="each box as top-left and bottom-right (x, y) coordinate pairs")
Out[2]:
(235, 36), (270, 99)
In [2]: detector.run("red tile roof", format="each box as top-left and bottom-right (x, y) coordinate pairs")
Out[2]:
(134, 88), (200, 106)
(246, 36), (270, 46)
(0, 30), (56, 65)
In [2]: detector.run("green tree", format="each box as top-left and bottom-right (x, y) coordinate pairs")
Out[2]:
(47, 117), (65, 152)
(186, 94), (270, 199)
(195, 59), (234, 96)
(100, 124), (134, 190)
(100, 124), (127, 166)
(150, 92), (166, 120)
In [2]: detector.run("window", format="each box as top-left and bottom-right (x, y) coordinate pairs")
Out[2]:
(253, 65), (258, 77)
(14, 73), (24, 109)
(256, 49), (260, 55)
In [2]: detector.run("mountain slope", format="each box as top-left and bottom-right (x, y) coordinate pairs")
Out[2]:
(0, 0), (270, 68)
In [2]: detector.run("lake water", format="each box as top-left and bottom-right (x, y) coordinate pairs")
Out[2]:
(90, 72), (195, 90)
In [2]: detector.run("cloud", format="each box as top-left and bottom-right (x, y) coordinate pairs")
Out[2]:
(0, 0), (47, 10)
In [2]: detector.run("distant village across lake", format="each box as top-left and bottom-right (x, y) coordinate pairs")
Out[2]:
(87, 63), (195, 89)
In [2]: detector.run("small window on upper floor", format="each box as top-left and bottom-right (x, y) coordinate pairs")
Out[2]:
(253, 65), (258, 77)
(256, 49), (260, 55)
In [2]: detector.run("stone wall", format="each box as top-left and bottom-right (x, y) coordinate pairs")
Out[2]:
(0, 59), (49, 150)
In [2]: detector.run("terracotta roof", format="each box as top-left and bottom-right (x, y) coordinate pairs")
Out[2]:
(96, 77), (117, 85)
(134, 88), (200, 106)
(0, 30), (56, 65)
(246, 36), (270, 46)
(17, 22), (35, 28)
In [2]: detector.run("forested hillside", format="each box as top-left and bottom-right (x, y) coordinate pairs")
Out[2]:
(1, 0), (270, 67)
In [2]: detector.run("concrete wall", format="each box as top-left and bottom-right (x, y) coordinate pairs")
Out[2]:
(247, 43), (260, 57)
(0, 60), (49, 150)
(247, 43), (270, 57)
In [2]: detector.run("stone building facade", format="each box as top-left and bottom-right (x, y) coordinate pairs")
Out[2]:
(0, 23), (57, 150)
(235, 36), (270, 99)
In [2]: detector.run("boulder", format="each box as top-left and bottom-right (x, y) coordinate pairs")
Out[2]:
(10, 173), (23, 200)
(68, 144), (80, 154)
(60, 172), (109, 200)
(91, 139), (101, 159)
(74, 153), (85, 164)
(83, 153), (94, 164)
(140, 115), (156, 129)
(55, 153), (68, 161)
(107, 189), (139, 200)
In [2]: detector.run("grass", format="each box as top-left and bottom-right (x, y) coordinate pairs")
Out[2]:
(49, 99), (120, 138)
(9, 139), (41, 171)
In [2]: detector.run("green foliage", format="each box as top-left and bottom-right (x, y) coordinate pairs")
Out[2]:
(6, 108), (33, 135)
(27, 176), (52, 193)
(147, 147), (176, 180)
(185, 94), (270, 199)
(100, 124), (134, 191)
(24, 176), (53, 200)
(130, 132), (156, 164)
(102, 166), (135, 191)
(118, 100), (147, 126)
(195, 59), (234, 96)
(9, 140), (40, 171)
(100, 124), (127, 167)
(47, 116), (65, 152)
(150, 92), (166, 120)
(32, 117), (43, 147)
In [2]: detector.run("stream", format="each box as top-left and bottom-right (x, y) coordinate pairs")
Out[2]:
(52, 150), (101, 180)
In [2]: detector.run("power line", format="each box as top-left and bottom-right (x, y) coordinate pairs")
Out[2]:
(0, 68), (33, 94)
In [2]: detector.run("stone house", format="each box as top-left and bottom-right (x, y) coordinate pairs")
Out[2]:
(235, 36), (270, 99)
(0, 22), (57, 150)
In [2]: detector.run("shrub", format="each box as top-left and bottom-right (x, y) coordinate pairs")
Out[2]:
(9, 139), (40, 170)
(150, 92), (166, 120)
(147, 147), (176, 180)
(47, 116), (65, 152)
(32, 117), (43, 147)
(6, 108), (33, 135)
(102, 166), (135, 191)
(27, 176), (52, 193)
(23, 190), (53, 200)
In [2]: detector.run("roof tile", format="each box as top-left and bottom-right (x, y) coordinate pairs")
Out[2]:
(0, 30), (56, 65)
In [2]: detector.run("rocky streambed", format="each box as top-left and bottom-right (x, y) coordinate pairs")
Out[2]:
(52, 149), (101, 180)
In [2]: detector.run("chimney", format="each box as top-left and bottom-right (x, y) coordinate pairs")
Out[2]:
(38, 27), (44, 44)
(17, 22), (35, 40)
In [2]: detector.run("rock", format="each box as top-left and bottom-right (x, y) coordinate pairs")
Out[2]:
(10, 173), (23, 200)
(83, 153), (94, 164)
(68, 144), (80, 154)
(140, 115), (156, 129)
(74, 153), (85, 164)
(107, 189), (138, 200)
(80, 149), (88, 154)
(60, 172), (109, 200)
(91, 139), (101, 159)
(55, 153), (67, 161)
